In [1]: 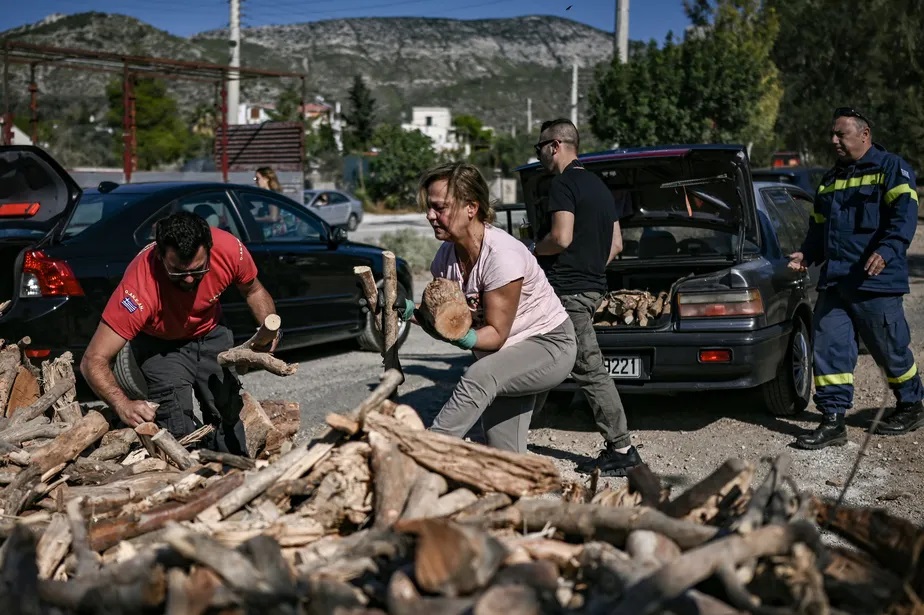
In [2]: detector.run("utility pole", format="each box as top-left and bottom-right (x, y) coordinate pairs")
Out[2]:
(614, 0), (629, 64)
(228, 0), (241, 125)
(570, 63), (578, 127)
(526, 97), (532, 135)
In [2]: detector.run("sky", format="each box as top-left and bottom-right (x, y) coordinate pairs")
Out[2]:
(1, 0), (690, 40)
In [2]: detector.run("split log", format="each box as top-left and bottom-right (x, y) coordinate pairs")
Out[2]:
(661, 458), (754, 525)
(609, 521), (821, 615)
(9, 374), (76, 425)
(297, 441), (372, 530)
(177, 424), (215, 447)
(0, 344), (23, 417)
(429, 488), (479, 518)
(354, 265), (378, 315)
(35, 512), (71, 579)
(394, 404), (425, 431)
(7, 365), (40, 418)
(0, 416), (70, 445)
(627, 464), (669, 509)
(66, 498), (100, 578)
(151, 428), (195, 470)
(58, 471), (183, 512)
(735, 453), (793, 533)
(418, 277), (472, 341)
(88, 470), (244, 551)
(134, 420), (162, 460)
(196, 449), (255, 470)
(370, 431), (423, 527)
(41, 352), (78, 419)
(241, 392), (277, 458)
(363, 410), (560, 497)
(216, 347), (297, 376)
(121, 465), (218, 516)
(87, 428), (138, 462)
(488, 499), (719, 550)
(386, 569), (474, 615)
(453, 493), (513, 521)
(395, 518), (507, 598)
(400, 470), (448, 520)
(54, 402), (83, 424)
(30, 410), (109, 474)
(383, 251), (399, 356)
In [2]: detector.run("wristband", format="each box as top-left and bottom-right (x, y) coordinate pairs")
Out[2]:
(451, 328), (477, 350)
(400, 298), (415, 321)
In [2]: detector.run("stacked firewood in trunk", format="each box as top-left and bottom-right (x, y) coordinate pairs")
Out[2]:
(0, 344), (922, 614)
(594, 290), (671, 327)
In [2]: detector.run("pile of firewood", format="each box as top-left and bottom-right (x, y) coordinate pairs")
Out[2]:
(594, 290), (671, 327)
(1, 343), (923, 614)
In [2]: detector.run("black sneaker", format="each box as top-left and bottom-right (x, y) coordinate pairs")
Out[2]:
(576, 444), (642, 477)
(792, 413), (847, 450)
(877, 401), (924, 435)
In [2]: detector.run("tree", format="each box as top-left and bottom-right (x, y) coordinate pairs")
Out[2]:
(268, 86), (304, 123)
(588, 0), (781, 152)
(342, 75), (377, 154)
(106, 77), (196, 169)
(368, 125), (437, 209)
(306, 121), (342, 179)
(452, 114), (492, 155)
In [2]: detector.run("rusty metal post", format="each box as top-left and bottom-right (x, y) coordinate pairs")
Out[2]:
(121, 65), (135, 183)
(2, 44), (11, 146)
(300, 76), (307, 124)
(219, 73), (229, 183)
(28, 63), (38, 145)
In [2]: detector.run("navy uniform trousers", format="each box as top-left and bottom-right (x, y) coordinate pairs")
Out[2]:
(813, 284), (924, 414)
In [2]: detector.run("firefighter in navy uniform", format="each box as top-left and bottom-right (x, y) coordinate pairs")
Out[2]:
(789, 107), (923, 450)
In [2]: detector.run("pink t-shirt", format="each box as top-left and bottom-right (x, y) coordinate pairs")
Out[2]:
(430, 224), (568, 356)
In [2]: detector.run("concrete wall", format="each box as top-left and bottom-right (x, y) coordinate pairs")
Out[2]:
(68, 169), (306, 204)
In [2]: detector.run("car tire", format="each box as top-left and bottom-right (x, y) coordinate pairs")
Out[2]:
(347, 214), (360, 232)
(357, 281), (412, 353)
(759, 318), (812, 416)
(113, 343), (149, 401)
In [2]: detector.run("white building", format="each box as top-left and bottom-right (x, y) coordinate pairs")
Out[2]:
(400, 106), (467, 155)
(237, 102), (274, 125)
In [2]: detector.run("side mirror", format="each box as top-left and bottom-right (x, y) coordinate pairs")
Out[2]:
(331, 226), (348, 243)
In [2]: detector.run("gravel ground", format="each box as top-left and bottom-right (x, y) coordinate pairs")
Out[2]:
(241, 221), (924, 525)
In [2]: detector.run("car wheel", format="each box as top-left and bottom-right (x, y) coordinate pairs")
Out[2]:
(347, 213), (359, 232)
(759, 318), (812, 416)
(357, 281), (412, 352)
(113, 343), (149, 401)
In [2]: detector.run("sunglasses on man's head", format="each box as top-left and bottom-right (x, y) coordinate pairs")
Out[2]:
(833, 107), (872, 127)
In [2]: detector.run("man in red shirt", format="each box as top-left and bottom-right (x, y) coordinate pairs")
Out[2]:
(80, 212), (278, 454)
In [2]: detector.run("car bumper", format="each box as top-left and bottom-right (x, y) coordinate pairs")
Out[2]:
(556, 321), (792, 394)
(0, 296), (97, 363)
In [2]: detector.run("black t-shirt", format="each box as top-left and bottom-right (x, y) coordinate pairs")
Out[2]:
(537, 161), (630, 294)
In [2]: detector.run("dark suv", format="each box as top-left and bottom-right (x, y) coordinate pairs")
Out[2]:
(516, 145), (819, 416)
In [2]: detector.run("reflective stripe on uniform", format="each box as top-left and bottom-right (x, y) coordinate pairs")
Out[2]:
(814, 373), (854, 386)
(884, 184), (919, 205)
(817, 173), (885, 195)
(810, 212), (826, 223)
(888, 363), (918, 384)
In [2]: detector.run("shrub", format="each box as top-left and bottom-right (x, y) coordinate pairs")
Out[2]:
(375, 229), (441, 275)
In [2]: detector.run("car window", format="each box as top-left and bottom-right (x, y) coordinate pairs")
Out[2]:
(238, 191), (326, 242)
(328, 192), (349, 204)
(761, 188), (804, 256)
(62, 192), (147, 239)
(135, 191), (242, 245)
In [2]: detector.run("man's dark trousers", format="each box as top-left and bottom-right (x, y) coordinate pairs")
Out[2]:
(813, 284), (924, 414)
(130, 324), (247, 455)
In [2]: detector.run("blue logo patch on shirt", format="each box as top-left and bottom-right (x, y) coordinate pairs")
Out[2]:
(120, 296), (138, 314)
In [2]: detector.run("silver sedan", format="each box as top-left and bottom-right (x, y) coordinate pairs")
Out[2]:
(303, 189), (364, 231)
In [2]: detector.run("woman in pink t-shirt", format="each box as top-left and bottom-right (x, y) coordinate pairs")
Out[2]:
(412, 162), (577, 453)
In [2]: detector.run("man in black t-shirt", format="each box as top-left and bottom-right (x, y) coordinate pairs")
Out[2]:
(533, 118), (641, 477)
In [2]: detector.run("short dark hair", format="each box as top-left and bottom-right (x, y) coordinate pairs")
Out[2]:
(155, 211), (213, 261)
(539, 118), (580, 151)
(833, 106), (872, 131)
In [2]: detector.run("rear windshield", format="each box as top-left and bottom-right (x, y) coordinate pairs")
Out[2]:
(61, 191), (147, 239)
(618, 225), (758, 260)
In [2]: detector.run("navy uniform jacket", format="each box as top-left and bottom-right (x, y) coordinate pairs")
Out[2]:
(800, 143), (919, 294)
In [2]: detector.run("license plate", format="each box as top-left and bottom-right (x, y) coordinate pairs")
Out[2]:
(603, 356), (641, 379)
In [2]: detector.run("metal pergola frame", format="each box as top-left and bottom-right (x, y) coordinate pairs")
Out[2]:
(1, 40), (309, 182)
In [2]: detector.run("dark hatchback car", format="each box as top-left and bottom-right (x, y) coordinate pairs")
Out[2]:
(751, 166), (826, 196)
(518, 145), (819, 416)
(0, 146), (412, 366)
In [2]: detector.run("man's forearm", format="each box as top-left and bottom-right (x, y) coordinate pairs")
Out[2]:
(80, 356), (131, 412)
(245, 284), (276, 323)
(534, 234), (566, 256)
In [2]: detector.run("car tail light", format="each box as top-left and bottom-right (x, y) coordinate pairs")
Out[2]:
(677, 289), (763, 318)
(25, 349), (51, 359)
(0, 202), (40, 217)
(20, 251), (84, 298)
(699, 349), (732, 363)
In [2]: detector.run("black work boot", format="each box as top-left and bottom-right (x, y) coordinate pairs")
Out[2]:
(793, 413), (848, 450)
(576, 443), (642, 477)
(877, 401), (924, 435)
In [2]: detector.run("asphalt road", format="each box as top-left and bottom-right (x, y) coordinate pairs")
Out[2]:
(347, 213), (433, 245)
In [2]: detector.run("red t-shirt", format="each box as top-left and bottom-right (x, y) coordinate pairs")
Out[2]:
(102, 228), (258, 341)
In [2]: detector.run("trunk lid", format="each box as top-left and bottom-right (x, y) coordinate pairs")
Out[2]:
(0, 145), (82, 237)
(518, 145), (760, 262)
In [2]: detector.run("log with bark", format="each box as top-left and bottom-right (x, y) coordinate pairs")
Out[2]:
(417, 278), (472, 341)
